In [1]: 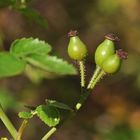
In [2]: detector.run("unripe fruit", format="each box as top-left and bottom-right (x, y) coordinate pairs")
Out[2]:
(68, 30), (87, 61)
(95, 39), (115, 67)
(102, 49), (128, 74)
(102, 53), (121, 74)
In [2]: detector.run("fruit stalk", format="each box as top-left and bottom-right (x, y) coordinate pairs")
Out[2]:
(88, 70), (105, 89)
(87, 65), (101, 89)
(79, 61), (86, 87)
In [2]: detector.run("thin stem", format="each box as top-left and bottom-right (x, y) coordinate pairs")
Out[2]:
(88, 70), (106, 89)
(41, 66), (105, 140)
(79, 61), (86, 88)
(75, 89), (90, 110)
(87, 65), (101, 89)
(0, 105), (17, 139)
(76, 68), (106, 110)
(16, 120), (28, 140)
(41, 127), (57, 140)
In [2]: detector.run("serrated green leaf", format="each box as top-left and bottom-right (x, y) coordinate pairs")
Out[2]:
(18, 7), (48, 29)
(0, 52), (26, 78)
(25, 54), (77, 75)
(18, 111), (33, 119)
(46, 100), (72, 111)
(36, 105), (60, 127)
(10, 38), (52, 58)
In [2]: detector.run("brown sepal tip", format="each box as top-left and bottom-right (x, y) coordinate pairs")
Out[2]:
(105, 33), (120, 42)
(68, 30), (78, 37)
(116, 49), (128, 60)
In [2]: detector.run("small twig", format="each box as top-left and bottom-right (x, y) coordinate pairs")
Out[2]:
(76, 67), (105, 110)
(0, 104), (18, 139)
(75, 89), (91, 110)
(41, 66), (105, 139)
(16, 120), (28, 140)
(41, 127), (57, 140)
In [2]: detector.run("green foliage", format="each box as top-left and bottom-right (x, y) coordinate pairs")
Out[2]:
(46, 99), (72, 111)
(24, 65), (46, 83)
(0, 89), (20, 111)
(0, 0), (48, 29)
(104, 126), (133, 140)
(0, 137), (8, 140)
(18, 111), (33, 119)
(10, 38), (51, 58)
(0, 0), (16, 7)
(0, 38), (77, 79)
(36, 105), (60, 127)
(18, 100), (72, 128)
(25, 54), (77, 75)
(0, 52), (26, 78)
(18, 7), (48, 29)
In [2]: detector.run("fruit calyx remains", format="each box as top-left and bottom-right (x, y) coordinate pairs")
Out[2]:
(68, 30), (78, 37)
(105, 33), (120, 42)
(116, 49), (128, 60)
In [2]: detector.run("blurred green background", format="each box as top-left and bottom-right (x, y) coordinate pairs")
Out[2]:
(0, 0), (140, 139)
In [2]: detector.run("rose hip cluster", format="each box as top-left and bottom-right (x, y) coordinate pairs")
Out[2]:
(67, 30), (127, 74)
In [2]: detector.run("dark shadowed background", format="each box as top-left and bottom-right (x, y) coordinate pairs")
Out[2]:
(0, 0), (140, 140)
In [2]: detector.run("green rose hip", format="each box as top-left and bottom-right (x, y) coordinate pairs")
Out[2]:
(102, 49), (128, 74)
(102, 54), (121, 74)
(68, 30), (87, 61)
(95, 33), (120, 67)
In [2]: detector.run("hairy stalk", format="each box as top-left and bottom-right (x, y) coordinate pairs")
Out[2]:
(76, 68), (105, 110)
(88, 70), (106, 89)
(16, 120), (28, 140)
(79, 61), (86, 87)
(87, 65), (101, 89)
(0, 104), (18, 139)
(41, 127), (57, 140)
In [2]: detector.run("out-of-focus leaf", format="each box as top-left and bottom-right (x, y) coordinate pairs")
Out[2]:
(0, 52), (26, 78)
(0, 89), (20, 111)
(10, 38), (52, 58)
(25, 54), (77, 75)
(24, 65), (45, 84)
(18, 111), (33, 119)
(104, 126), (133, 140)
(25, 64), (67, 83)
(0, 137), (8, 140)
(36, 105), (60, 127)
(17, 7), (48, 29)
(0, 32), (4, 51)
(97, 0), (120, 14)
(0, 0), (16, 7)
(46, 99), (72, 111)
(132, 129), (140, 140)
